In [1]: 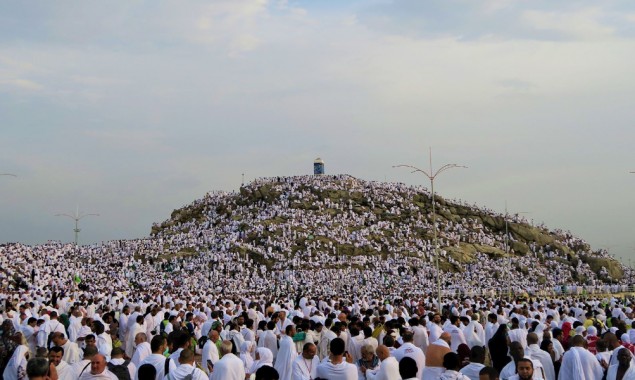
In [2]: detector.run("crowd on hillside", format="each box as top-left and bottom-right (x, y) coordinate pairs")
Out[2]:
(0, 176), (628, 305)
(0, 175), (632, 379)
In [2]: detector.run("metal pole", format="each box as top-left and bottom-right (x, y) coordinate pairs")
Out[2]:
(505, 205), (510, 300)
(74, 219), (80, 246)
(431, 175), (441, 311)
(56, 207), (99, 246)
(394, 147), (466, 314)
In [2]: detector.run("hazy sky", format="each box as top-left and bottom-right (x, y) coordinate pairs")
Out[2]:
(2, 1), (635, 263)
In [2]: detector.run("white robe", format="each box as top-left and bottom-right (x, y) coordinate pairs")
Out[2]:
(526, 344), (556, 380)
(56, 359), (75, 380)
(61, 339), (82, 365)
(393, 342), (425, 380)
(131, 341), (152, 367)
(291, 355), (318, 380)
(318, 329), (337, 360)
(201, 340), (220, 375)
(258, 330), (279, 360)
(2, 345), (28, 380)
(463, 321), (484, 349)
(460, 362), (486, 380)
(168, 363), (208, 380)
(366, 356), (400, 380)
(444, 324), (467, 353)
(606, 363), (635, 380)
(210, 353), (245, 380)
(126, 323), (145, 358)
(136, 353), (168, 380)
(500, 357), (544, 380)
(274, 335), (298, 380)
(316, 359), (358, 380)
(559, 347), (604, 380)
(71, 359), (92, 379)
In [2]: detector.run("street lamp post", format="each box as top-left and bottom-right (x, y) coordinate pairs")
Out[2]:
(56, 206), (99, 246)
(394, 147), (466, 312)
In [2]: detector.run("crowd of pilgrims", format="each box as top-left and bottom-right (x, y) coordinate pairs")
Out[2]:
(0, 175), (632, 379)
(3, 293), (635, 380)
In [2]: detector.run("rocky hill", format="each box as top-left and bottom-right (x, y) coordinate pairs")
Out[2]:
(150, 174), (624, 288)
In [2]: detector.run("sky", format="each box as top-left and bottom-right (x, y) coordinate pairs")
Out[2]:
(1, 0), (635, 263)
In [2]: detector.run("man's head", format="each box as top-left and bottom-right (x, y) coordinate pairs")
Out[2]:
(570, 335), (586, 348)
(85, 334), (96, 347)
(470, 346), (486, 364)
(255, 365), (280, 380)
(92, 321), (105, 335)
(83, 346), (98, 360)
(604, 333), (620, 349)
(509, 342), (524, 361)
(302, 343), (317, 360)
(440, 332), (452, 345)
(360, 344), (375, 362)
(376, 345), (390, 361)
(516, 358), (534, 380)
(26, 358), (50, 380)
(618, 347), (632, 368)
(209, 329), (220, 343)
(150, 335), (167, 354)
(329, 338), (346, 356)
(90, 354), (108, 375)
(111, 347), (124, 359)
(443, 352), (461, 371)
(527, 333), (539, 346)
(48, 346), (64, 367)
(220, 340), (234, 356)
(178, 348), (195, 365)
(402, 330), (414, 343)
(399, 357), (418, 379)
(135, 332), (147, 346)
(479, 366), (500, 380)
(285, 325), (296, 338)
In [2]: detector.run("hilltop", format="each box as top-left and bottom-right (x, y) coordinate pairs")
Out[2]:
(150, 174), (623, 289)
(1, 174), (627, 299)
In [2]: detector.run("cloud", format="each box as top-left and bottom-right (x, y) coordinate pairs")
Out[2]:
(1, 78), (43, 91)
(521, 8), (615, 40)
(355, 1), (632, 41)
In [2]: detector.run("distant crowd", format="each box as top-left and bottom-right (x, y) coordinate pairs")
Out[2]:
(3, 291), (635, 380)
(0, 175), (631, 379)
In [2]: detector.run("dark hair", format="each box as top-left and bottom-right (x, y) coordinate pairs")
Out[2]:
(49, 346), (64, 355)
(469, 346), (486, 363)
(26, 358), (50, 377)
(138, 363), (157, 380)
(517, 358), (534, 368)
(83, 346), (98, 359)
(330, 338), (346, 356)
(399, 356), (418, 378)
(479, 366), (499, 379)
(151, 335), (166, 352)
(93, 321), (105, 334)
(443, 352), (461, 370)
(255, 365), (280, 380)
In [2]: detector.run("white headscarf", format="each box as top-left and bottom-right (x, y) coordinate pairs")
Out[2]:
(3, 345), (29, 380)
(250, 347), (274, 373)
(241, 341), (255, 373)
